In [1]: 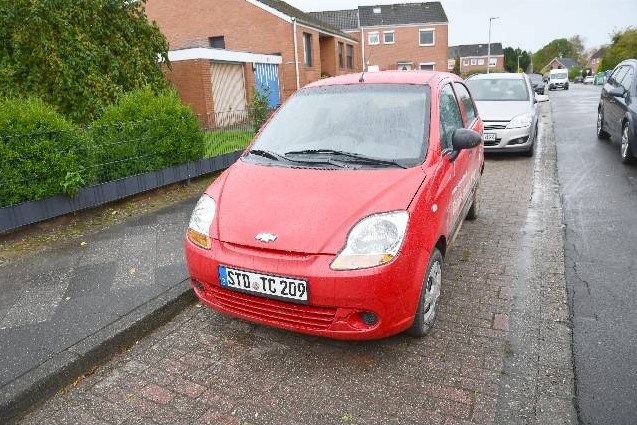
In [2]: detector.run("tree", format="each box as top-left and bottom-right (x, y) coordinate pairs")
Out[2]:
(533, 38), (578, 73)
(568, 35), (587, 66)
(600, 28), (637, 71)
(504, 47), (531, 73)
(452, 56), (460, 75)
(0, 0), (169, 123)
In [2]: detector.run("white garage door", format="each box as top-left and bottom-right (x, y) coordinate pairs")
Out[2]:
(210, 62), (247, 127)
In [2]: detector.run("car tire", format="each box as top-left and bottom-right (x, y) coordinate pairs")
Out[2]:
(466, 185), (479, 220)
(407, 248), (443, 337)
(565, 84), (569, 90)
(523, 141), (535, 157)
(597, 108), (610, 140)
(620, 122), (635, 164)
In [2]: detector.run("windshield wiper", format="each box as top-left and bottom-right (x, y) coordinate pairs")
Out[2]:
(285, 149), (407, 169)
(248, 149), (286, 161)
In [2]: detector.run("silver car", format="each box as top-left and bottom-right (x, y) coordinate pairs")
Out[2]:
(466, 73), (539, 156)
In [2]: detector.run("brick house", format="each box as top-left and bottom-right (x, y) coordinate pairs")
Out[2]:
(540, 57), (580, 75)
(587, 47), (607, 74)
(311, 2), (449, 72)
(145, 0), (359, 122)
(447, 43), (505, 74)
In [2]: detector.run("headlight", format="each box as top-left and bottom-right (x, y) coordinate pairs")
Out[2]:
(187, 195), (216, 249)
(331, 211), (409, 270)
(506, 113), (532, 129)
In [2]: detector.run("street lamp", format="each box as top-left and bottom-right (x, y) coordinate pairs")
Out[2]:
(517, 54), (522, 73)
(487, 16), (499, 74)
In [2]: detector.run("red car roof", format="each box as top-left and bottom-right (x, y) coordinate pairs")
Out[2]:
(305, 70), (459, 88)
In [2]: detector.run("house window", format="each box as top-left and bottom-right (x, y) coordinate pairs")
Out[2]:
(303, 33), (313, 67)
(368, 32), (380, 45)
(463, 59), (470, 66)
(470, 59), (477, 66)
(420, 63), (435, 71)
(478, 58), (485, 66)
(338, 42), (344, 68)
(346, 44), (354, 69)
(448, 60), (455, 70)
(419, 29), (435, 46)
(383, 31), (395, 44)
(489, 57), (497, 67)
(209, 36), (225, 49)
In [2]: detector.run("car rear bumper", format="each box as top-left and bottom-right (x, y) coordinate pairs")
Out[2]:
(185, 238), (427, 340)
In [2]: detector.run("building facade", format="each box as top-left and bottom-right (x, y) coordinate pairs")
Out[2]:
(146, 0), (360, 119)
(312, 2), (449, 72)
(448, 43), (505, 74)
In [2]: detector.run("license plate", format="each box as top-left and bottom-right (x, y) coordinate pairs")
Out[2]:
(218, 266), (308, 304)
(483, 133), (497, 141)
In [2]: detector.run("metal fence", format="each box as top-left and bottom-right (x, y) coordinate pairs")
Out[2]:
(0, 112), (259, 210)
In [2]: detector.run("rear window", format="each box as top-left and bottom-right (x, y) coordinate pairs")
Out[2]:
(466, 78), (529, 101)
(248, 84), (431, 168)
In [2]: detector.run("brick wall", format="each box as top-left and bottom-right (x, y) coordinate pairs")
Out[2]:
(146, 0), (359, 106)
(360, 24), (448, 71)
(162, 60), (213, 118)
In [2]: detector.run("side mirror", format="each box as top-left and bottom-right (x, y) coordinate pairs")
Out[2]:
(609, 86), (626, 98)
(450, 128), (482, 161)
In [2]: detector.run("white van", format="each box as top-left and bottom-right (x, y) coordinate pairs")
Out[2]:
(548, 69), (569, 91)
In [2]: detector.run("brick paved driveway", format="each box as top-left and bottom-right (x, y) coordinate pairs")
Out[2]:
(20, 106), (572, 425)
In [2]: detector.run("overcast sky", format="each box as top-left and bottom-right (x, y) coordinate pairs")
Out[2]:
(286, 0), (636, 52)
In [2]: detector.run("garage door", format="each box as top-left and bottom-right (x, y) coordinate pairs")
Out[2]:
(210, 62), (247, 127)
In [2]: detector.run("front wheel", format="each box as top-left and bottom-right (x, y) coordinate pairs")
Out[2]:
(466, 185), (479, 220)
(621, 123), (635, 164)
(407, 248), (443, 337)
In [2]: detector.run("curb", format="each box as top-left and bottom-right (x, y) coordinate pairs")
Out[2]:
(0, 279), (196, 423)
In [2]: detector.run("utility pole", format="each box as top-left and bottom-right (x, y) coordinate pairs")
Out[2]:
(487, 17), (499, 74)
(517, 54), (522, 73)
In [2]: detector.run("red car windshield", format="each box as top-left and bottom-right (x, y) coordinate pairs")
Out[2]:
(248, 84), (430, 168)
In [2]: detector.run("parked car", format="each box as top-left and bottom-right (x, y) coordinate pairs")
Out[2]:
(574, 76), (584, 84)
(597, 59), (637, 163)
(185, 71), (484, 340)
(529, 73), (545, 94)
(548, 69), (569, 90)
(466, 72), (543, 155)
(583, 75), (595, 84)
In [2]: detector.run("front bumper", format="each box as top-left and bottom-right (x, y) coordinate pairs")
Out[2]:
(483, 123), (534, 152)
(185, 238), (427, 340)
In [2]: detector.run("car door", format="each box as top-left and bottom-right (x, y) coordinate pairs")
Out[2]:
(617, 66), (635, 126)
(604, 66), (629, 137)
(453, 82), (483, 199)
(438, 83), (468, 239)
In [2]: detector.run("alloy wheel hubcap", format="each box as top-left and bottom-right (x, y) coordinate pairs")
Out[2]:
(597, 111), (603, 134)
(622, 126), (629, 158)
(423, 261), (442, 322)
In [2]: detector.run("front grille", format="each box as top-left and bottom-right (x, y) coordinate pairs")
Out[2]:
(484, 139), (499, 147)
(208, 284), (337, 330)
(484, 123), (507, 130)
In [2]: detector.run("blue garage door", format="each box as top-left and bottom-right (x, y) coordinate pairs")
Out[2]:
(254, 63), (280, 108)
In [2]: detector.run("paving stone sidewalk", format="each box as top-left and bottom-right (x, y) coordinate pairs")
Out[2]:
(17, 104), (576, 425)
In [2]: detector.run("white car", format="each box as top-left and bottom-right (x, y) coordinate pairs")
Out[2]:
(548, 69), (569, 90)
(466, 73), (542, 156)
(584, 75), (595, 84)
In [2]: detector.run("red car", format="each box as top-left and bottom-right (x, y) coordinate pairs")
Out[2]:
(185, 71), (484, 340)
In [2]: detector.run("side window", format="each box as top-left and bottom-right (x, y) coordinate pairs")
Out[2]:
(439, 84), (464, 152)
(610, 66), (627, 87)
(453, 83), (477, 126)
(620, 67), (634, 92)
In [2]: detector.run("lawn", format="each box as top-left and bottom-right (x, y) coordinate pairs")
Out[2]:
(203, 130), (254, 158)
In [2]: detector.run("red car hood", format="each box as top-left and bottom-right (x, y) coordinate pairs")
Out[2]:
(212, 161), (425, 255)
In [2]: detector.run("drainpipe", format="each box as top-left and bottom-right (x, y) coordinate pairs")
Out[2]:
(358, 12), (365, 71)
(292, 18), (300, 90)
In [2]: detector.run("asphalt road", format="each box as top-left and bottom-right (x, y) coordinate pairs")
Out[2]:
(552, 84), (637, 424)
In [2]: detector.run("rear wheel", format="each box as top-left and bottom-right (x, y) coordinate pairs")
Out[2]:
(620, 122), (635, 164)
(408, 248), (443, 337)
(597, 108), (610, 139)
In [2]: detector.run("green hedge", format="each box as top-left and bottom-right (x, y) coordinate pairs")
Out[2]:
(0, 98), (90, 207)
(91, 87), (205, 182)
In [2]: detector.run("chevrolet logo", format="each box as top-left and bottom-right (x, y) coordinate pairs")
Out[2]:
(255, 233), (277, 243)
